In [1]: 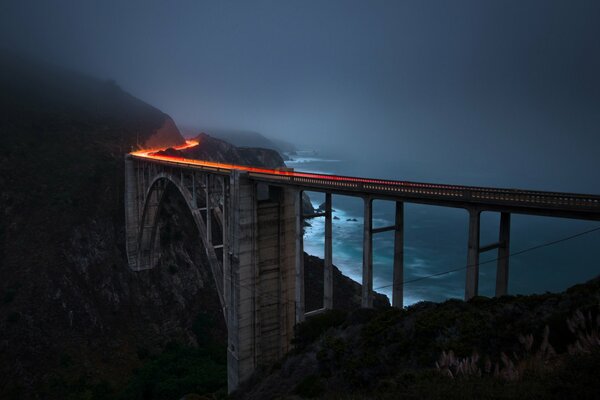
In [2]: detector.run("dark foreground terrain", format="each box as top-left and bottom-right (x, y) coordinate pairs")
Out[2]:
(236, 276), (600, 400)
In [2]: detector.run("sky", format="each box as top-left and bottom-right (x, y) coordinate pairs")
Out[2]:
(1, 0), (599, 302)
(1, 0), (599, 192)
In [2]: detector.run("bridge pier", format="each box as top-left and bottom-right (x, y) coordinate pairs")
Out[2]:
(206, 174), (212, 245)
(324, 193), (333, 310)
(465, 208), (481, 300)
(362, 197), (373, 308)
(495, 212), (511, 297)
(465, 210), (512, 301)
(295, 190), (305, 323)
(392, 201), (404, 308)
(227, 171), (297, 391)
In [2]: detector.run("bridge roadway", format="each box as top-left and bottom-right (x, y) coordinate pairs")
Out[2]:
(131, 141), (600, 222)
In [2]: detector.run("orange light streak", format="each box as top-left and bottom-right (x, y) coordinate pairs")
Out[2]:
(130, 140), (432, 189)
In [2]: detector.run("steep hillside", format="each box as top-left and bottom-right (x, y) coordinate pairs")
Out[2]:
(0, 56), (210, 398)
(236, 277), (600, 399)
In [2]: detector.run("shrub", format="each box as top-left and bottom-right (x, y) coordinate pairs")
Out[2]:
(293, 309), (347, 349)
(294, 375), (325, 398)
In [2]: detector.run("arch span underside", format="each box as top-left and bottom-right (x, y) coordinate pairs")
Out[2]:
(126, 166), (227, 322)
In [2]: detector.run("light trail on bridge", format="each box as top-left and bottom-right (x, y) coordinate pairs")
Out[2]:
(131, 139), (439, 186)
(130, 139), (600, 220)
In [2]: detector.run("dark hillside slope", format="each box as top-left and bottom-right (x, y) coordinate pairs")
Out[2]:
(236, 277), (600, 400)
(0, 56), (201, 398)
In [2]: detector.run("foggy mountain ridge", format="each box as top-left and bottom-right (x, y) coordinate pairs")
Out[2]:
(155, 132), (286, 169)
(178, 126), (298, 156)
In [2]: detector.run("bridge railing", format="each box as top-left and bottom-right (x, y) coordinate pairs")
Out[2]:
(131, 155), (600, 215)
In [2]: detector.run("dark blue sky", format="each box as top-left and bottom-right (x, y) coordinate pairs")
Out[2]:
(1, 0), (599, 191)
(1, 1), (599, 301)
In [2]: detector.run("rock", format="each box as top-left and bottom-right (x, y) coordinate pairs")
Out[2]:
(302, 192), (315, 215)
(304, 253), (389, 312)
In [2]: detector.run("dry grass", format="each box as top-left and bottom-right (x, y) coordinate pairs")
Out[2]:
(436, 306), (600, 382)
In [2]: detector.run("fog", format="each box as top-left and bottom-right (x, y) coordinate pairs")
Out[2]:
(2, 1), (599, 301)
(2, 0), (599, 191)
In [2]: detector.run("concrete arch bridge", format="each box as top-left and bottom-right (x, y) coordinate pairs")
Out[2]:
(124, 144), (600, 391)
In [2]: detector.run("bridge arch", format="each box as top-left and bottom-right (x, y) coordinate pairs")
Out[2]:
(135, 171), (226, 322)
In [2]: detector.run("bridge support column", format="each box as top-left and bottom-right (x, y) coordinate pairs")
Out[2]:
(206, 175), (212, 246)
(227, 172), (297, 392)
(465, 208), (481, 301)
(192, 172), (196, 207)
(295, 190), (305, 322)
(226, 170), (253, 392)
(362, 197), (373, 308)
(324, 193), (333, 310)
(495, 212), (511, 297)
(392, 202), (404, 308)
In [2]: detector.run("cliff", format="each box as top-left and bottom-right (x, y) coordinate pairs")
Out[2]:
(304, 254), (389, 312)
(178, 128), (297, 156)
(181, 132), (286, 169)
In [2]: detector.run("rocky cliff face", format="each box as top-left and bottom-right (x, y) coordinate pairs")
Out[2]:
(304, 254), (389, 312)
(159, 132), (287, 169)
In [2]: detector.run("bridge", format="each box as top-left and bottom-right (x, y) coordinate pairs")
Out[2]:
(124, 140), (600, 391)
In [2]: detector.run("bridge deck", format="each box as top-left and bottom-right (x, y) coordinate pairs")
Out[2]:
(128, 150), (600, 221)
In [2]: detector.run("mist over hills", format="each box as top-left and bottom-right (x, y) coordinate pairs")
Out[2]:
(179, 126), (297, 155)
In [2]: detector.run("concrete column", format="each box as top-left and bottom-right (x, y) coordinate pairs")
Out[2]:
(226, 170), (257, 392)
(141, 163), (146, 197)
(295, 190), (305, 322)
(206, 174), (212, 246)
(362, 197), (373, 308)
(495, 212), (511, 297)
(222, 175), (230, 307)
(226, 171), (240, 393)
(392, 201), (404, 308)
(465, 208), (481, 301)
(324, 193), (333, 309)
(192, 172), (196, 207)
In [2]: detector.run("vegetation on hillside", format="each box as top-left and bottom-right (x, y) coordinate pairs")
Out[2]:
(236, 277), (600, 400)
